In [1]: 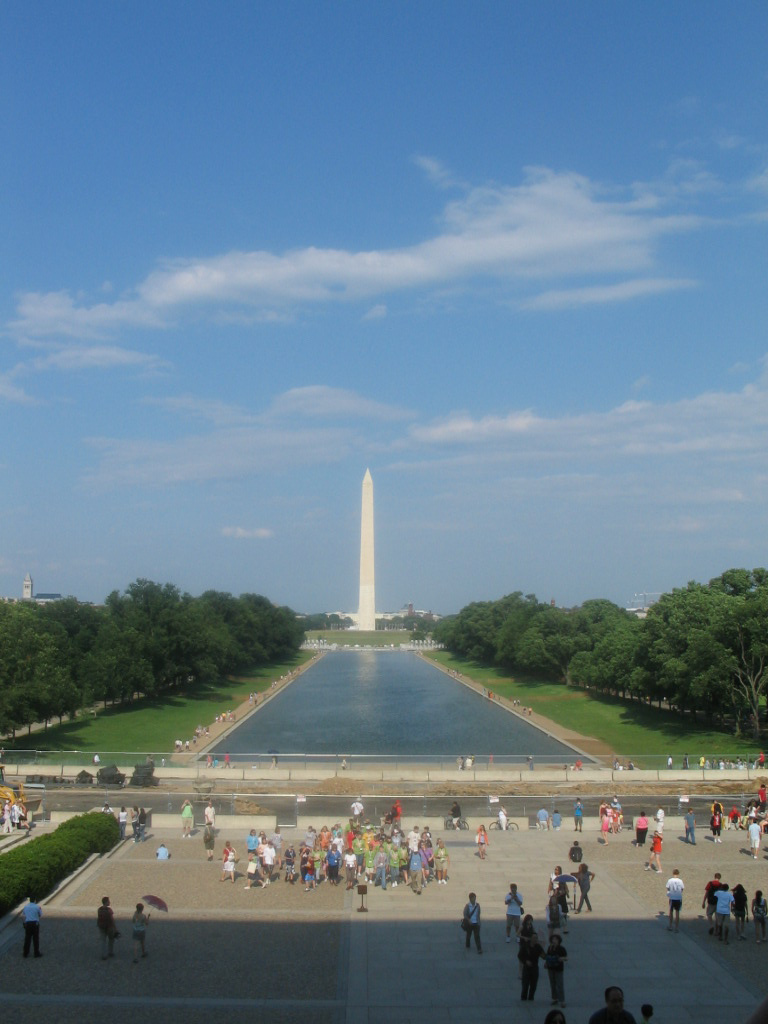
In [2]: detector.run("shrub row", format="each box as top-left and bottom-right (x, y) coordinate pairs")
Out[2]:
(0, 812), (119, 916)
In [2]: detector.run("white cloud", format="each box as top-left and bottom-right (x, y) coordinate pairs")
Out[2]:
(408, 377), (768, 466)
(221, 526), (274, 540)
(522, 277), (698, 311)
(79, 368), (768, 534)
(412, 155), (467, 190)
(265, 385), (413, 422)
(7, 166), (716, 340)
(144, 395), (256, 427)
(32, 345), (165, 372)
(362, 303), (387, 321)
(9, 290), (163, 340)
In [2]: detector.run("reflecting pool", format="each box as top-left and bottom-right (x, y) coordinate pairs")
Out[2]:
(214, 651), (581, 763)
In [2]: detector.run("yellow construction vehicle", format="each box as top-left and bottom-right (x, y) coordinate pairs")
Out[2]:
(0, 764), (27, 806)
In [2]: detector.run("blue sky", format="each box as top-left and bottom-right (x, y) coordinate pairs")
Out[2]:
(1, 3), (767, 614)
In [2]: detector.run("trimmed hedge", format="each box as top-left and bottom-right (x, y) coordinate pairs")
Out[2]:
(0, 812), (120, 916)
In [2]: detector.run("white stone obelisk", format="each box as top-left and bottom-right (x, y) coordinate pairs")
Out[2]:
(357, 469), (376, 630)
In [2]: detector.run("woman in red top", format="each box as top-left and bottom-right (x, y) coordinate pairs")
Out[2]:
(646, 832), (663, 873)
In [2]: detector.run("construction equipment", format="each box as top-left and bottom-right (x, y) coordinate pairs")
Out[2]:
(0, 764), (27, 806)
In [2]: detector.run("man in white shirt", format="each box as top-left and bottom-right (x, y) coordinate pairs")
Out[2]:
(262, 840), (276, 883)
(748, 819), (762, 860)
(654, 807), (665, 834)
(666, 869), (684, 932)
(351, 798), (364, 822)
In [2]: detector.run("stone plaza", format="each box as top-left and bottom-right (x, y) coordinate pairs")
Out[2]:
(0, 811), (762, 1024)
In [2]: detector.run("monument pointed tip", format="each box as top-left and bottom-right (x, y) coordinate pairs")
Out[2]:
(364, 468), (372, 481)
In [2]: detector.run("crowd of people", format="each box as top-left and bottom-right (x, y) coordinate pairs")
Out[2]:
(1, 796), (30, 834)
(209, 811), (454, 895)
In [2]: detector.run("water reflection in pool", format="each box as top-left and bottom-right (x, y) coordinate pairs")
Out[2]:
(214, 650), (580, 763)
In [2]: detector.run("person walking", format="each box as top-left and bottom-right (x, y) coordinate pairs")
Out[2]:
(505, 883), (524, 941)
(475, 824), (489, 859)
(131, 902), (150, 962)
(714, 883), (735, 943)
(220, 841), (237, 883)
(180, 799), (194, 837)
(21, 896), (42, 958)
(434, 838), (449, 884)
(409, 847), (423, 894)
(710, 804), (723, 843)
(519, 928), (544, 999)
(573, 799), (583, 832)
(97, 896), (118, 959)
(666, 869), (684, 932)
(646, 832), (663, 873)
(203, 821), (215, 861)
(683, 808), (696, 845)
(702, 873), (723, 933)
(462, 892), (482, 954)
(204, 799), (216, 830)
(748, 819), (761, 860)
(752, 890), (767, 943)
(732, 884), (749, 940)
(575, 863), (595, 913)
(635, 811), (649, 847)
(545, 933), (567, 1007)
(374, 846), (388, 890)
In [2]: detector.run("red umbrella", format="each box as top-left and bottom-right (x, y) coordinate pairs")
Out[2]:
(142, 894), (168, 912)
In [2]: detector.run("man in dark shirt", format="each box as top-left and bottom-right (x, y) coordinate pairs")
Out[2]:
(450, 801), (461, 829)
(589, 986), (637, 1024)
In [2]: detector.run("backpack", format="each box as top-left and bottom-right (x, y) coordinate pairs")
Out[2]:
(570, 845), (583, 863)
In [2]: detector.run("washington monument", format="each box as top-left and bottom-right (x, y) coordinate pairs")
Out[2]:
(357, 468), (376, 630)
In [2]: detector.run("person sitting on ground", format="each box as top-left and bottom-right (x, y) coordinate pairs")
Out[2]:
(155, 843), (171, 860)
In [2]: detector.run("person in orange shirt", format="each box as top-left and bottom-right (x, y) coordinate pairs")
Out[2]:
(645, 832), (663, 873)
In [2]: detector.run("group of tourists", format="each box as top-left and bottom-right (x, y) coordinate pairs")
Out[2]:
(701, 872), (767, 944)
(1, 797), (29, 834)
(463, 854), (597, 1004)
(205, 814), (453, 895)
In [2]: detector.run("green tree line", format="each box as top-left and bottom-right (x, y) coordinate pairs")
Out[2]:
(433, 568), (768, 738)
(0, 579), (305, 737)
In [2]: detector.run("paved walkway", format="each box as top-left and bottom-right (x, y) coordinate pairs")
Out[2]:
(0, 821), (763, 1024)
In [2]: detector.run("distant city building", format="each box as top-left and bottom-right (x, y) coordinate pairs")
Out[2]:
(20, 573), (62, 604)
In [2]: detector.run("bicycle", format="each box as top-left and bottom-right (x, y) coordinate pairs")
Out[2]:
(443, 815), (469, 830)
(489, 817), (519, 830)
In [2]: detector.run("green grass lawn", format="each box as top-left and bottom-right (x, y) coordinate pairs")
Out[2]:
(3, 653), (313, 758)
(305, 629), (411, 647)
(424, 651), (761, 766)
